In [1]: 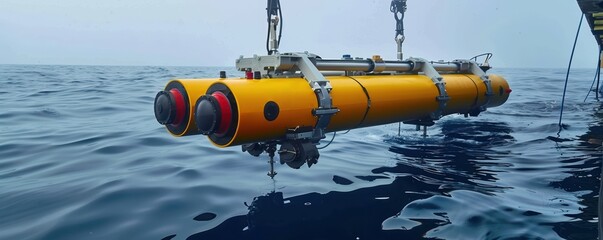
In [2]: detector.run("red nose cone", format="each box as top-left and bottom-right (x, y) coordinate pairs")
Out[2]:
(212, 91), (233, 136)
(169, 89), (186, 125)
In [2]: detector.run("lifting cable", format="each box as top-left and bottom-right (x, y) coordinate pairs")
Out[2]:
(558, 14), (584, 129)
(391, 0), (407, 60)
(597, 44), (602, 100)
(391, 0), (407, 135)
(266, 0), (283, 55)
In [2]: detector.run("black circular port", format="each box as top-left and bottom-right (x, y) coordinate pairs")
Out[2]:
(264, 101), (279, 121)
(195, 95), (221, 135)
(154, 91), (175, 125)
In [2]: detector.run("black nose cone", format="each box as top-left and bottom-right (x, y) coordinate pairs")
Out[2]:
(195, 96), (219, 135)
(154, 91), (175, 125)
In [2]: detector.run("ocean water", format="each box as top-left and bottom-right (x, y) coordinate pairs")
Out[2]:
(0, 64), (601, 240)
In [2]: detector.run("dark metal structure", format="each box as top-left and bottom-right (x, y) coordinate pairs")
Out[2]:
(578, 0), (603, 46)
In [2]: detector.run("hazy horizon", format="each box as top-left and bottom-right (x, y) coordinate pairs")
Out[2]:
(1, 0), (600, 69)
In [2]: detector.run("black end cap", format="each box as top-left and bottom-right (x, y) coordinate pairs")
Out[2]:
(154, 91), (175, 125)
(195, 95), (221, 135)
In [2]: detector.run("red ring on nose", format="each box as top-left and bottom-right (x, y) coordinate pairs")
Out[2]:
(169, 88), (186, 126)
(211, 91), (233, 136)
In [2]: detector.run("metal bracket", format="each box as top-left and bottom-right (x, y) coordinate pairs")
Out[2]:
(236, 53), (291, 76)
(454, 59), (493, 111)
(409, 58), (450, 120)
(289, 53), (339, 140)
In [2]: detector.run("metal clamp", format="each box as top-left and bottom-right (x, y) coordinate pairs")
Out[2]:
(409, 58), (450, 120)
(369, 55), (386, 73)
(454, 59), (493, 111)
(289, 53), (340, 140)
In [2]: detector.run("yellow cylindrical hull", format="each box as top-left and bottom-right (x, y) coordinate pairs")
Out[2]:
(192, 74), (510, 147)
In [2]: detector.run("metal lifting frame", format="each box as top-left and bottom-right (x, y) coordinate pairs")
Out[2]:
(237, 55), (479, 75)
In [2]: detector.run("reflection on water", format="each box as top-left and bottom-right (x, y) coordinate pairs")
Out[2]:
(186, 180), (434, 240)
(179, 115), (601, 239)
(550, 104), (602, 240)
(184, 120), (532, 239)
(383, 120), (515, 196)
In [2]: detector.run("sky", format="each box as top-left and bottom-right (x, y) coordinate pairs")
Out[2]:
(0, 0), (599, 68)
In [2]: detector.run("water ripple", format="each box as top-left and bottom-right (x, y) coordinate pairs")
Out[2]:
(0, 66), (599, 240)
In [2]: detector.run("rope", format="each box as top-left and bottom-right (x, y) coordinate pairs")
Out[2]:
(585, 46), (601, 102)
(558, 14), (584, 128)
(597, 47), (601, 100)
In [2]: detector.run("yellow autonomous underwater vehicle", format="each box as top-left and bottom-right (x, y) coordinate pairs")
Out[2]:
(153, 0), (511, 174)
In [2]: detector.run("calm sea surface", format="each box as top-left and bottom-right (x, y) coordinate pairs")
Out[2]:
(0, 65), (601, 240)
